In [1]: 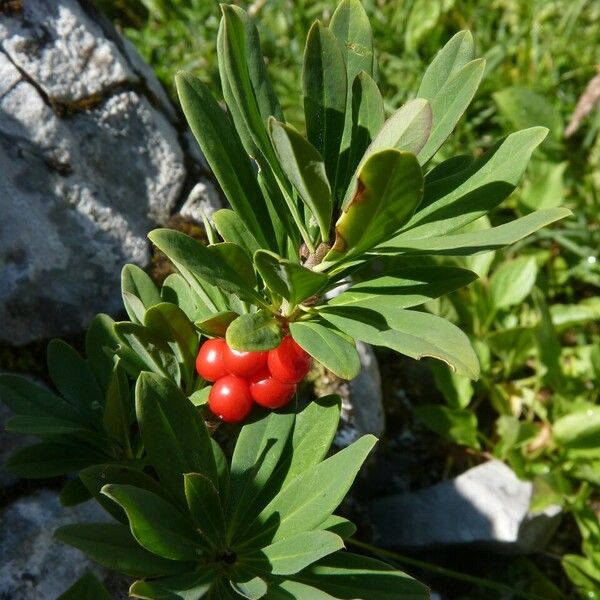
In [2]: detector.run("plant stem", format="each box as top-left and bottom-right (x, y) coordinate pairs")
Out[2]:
(347, 538), (549, 600)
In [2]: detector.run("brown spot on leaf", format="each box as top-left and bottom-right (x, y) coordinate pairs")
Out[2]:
(348, 177), (367, 207)
(331, 229), (347, 254)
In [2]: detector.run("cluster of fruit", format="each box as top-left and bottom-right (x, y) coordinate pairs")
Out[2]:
(195, 336), (311, 422)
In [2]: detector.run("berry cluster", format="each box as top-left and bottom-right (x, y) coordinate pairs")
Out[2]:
(195, 336), (311, 423)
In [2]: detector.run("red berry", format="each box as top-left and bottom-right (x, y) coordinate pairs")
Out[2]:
(268, 336), (311, 384)
(208, 375), (253, 423)
(224, 346), (268, 378)
(196, 338), (228, 382)
(250, 369), (296, 409)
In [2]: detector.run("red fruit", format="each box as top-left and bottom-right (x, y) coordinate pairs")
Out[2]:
(196, 338), (228, 382)
(224, 346), (268, 377)
(250, 369), (296, 409)
(268, 336), (311, 384)
(208, 375), (253, 423)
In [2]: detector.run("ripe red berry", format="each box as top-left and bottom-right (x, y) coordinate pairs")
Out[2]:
(196, 338), (228, 382)
(224, 346), (268, 378)
(268, 336), (311, 384)
(249, 369), (296, 409)
(208, 375), (253, 423)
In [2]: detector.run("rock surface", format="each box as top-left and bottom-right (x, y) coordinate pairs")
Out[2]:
(0, 0), (209, 345)
(368, 459), (561, 554)
(0, 489), (128, 599)
(335, 342), (386, 447)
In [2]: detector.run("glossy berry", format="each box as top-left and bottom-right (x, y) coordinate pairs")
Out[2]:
(224, 346), (268, 378)
(249, 369), (296, 409)
(196, 338), (228, 382)
(208, 375), (253, 423)
(268, 336), (311, 384)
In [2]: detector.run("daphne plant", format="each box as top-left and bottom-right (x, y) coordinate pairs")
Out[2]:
(55, 376), (427, 598)
(0, 0), (570, 598)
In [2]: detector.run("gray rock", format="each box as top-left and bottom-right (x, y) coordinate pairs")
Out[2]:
(335, 342), (385, 447)
(0, 489), (126, 599)
(0, 0), (198, 345)
(368, 459), (561, 554)
(0, 403), (36, 491)
(0, 0), (136, 106)
(179, 180), (224, 223)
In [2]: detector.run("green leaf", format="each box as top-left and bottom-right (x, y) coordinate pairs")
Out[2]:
(226, 311), (283, 352)
(266, 580), (337, 599)
(85, 314), (120, 390)
(189, 387), (211, 407)
(553, 408), (600, 450)
(417, 58), (486, 164)
(129, 570), (217, 600)
(149, 229), (264, 307)
(325, 266), (477, 310)
(282, 395), (342, 487)
(122, 264), (162, 324)
(102, 484), (205, 560)
(136, 372), (217, 501)
(55, 523), (186, 578)
(319, 515), (357, 539)
(489, 256), (538, 310)
(213, 209), (262, 258)
(396, 127), (549, 240)
(320, 309), (480, 379)
(292, 551), (429, 599)
(303, 21), (347, 185)
(0, 374), (81, 422)
(242, 435), (376, 546)
(268, 119), (332, 241)
(379, 208), (572, 255)
(326, 150), (423, 262)
(229, 572), (268, 600)
(414, 404), (480, 448)
(217, 4), (299, 254)
(228, 410), (296, 539)
(430, 362), (473, 409)
(4, 415), (86, 435)
(418, 31), (475, 100)
(329, 0), (374, 198)
(184, 473), (226, 549)
(254, 250), (329, 306)
(47, 339), (104, 426)
(58, 571), (111, 600)
(161, 274), (206, 322)
(175, 72), (274, 250)
(5, 441), (108, 478)
(426, 155), (474, 183)
(144, 302), (199, 392)
(289, 321), (360, 380)
(494, 87), (563, 143)
(342, 98), (431, 209)
(114, 322), (180, 384)
(80, 463), (168, 524)
(103, 362), (132, 451)
(520, 161), (567, 211)
(59, 476), (93, 507)
(209, 242), (256, 288)
(341, 72), (385, 196)
(245, 530), (344, 575)
(196, 311), (239, 338)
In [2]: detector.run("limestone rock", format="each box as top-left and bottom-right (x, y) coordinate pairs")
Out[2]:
(179, 180), (224, 223)
(368, 459), (562, 554)
(0, 489), (127, 599)
(0, 0), (197, 345)
(335, 342), (386, 447)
